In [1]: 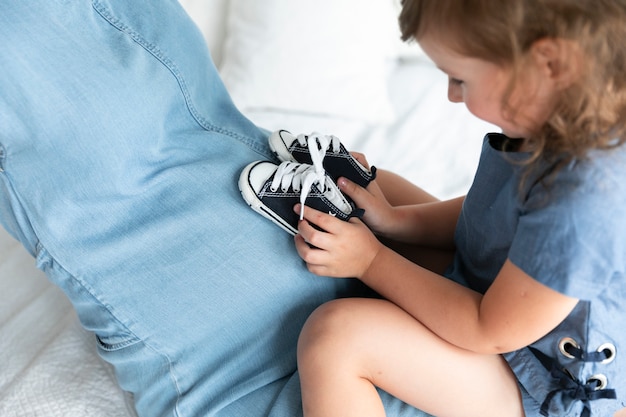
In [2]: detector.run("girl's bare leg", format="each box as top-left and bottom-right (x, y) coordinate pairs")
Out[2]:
(298, 298), (524, 417)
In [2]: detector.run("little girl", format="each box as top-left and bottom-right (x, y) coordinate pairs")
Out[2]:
(293, 1), (626, 416)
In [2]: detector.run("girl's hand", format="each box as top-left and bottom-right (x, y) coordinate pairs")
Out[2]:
(293, 204), (383, 278)
(337, 176), (403, 239)
(337, 152), (402, 237)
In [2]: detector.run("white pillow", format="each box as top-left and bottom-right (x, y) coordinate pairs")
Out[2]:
(219, 0), (397, 124)
(178, 0), (229, 67)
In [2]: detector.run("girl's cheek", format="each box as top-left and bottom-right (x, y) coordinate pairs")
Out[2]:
(463, 97), (486, 122)
(447, 82), (464, 103)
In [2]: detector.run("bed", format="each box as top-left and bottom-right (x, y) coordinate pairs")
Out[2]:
(0, 1), (495, 415)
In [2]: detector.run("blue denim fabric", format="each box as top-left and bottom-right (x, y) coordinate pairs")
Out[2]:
(0, 1), (432, 416)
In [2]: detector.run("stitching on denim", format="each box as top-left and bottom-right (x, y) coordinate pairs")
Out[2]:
(96, 334), (141, 351)
(91, 0), (255, 153)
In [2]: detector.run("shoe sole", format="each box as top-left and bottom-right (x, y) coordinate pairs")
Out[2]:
(238, 161), (298, 236)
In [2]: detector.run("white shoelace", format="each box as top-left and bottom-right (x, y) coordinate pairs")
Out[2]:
(269, 161), (345, 220)
(295, 132), (341, 174)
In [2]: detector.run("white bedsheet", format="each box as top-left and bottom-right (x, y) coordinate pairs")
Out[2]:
(0, 232), (135, 417)
(0, 57), (495, 416)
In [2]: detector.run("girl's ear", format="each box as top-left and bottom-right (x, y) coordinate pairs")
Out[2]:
(530, 38), (582, 90)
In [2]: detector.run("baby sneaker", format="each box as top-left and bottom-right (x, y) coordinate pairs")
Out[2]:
(238, 160), (364, 235)
(268, 129), (376, 188)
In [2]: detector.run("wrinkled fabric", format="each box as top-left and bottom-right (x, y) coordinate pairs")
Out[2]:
(0, 1), (430, 416)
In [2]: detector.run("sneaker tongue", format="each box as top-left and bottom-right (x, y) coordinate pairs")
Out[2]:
(306, 134), (329, 175)
(271, 161), (352, 222)
(298, 168), (326, 220)
(302, 132), (341, 175)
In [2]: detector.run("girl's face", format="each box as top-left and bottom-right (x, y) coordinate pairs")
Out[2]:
(418, 34), (557, 140)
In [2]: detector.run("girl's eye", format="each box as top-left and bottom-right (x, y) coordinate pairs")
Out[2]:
(449, 77), (464, 85)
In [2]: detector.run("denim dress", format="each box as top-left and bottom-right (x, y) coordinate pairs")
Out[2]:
(0, 1), (433, 416)
(447, 134), (626, 416)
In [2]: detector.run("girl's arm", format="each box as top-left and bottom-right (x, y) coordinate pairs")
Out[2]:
(295, 207), (579, 354)
(378, 197), (463, 249)
(361, 246), (579, 354)
(338, 172), (463, 249)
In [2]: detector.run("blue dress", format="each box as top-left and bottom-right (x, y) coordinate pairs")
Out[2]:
(447, 133), (626, 416)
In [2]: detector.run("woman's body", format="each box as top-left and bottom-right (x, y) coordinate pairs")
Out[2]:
(0, 1), (433, 416)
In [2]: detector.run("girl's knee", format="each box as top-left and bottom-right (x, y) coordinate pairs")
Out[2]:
(297, 298), (370, 366)
(299, 299), (353, 347)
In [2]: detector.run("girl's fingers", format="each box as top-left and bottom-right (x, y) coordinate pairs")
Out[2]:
(294, 204), (344, 236)
(294, 224), (333, 275)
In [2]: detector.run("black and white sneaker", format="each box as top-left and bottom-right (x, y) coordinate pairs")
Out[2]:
(238, 160), (364, 235)
(268, 129), (376, 188)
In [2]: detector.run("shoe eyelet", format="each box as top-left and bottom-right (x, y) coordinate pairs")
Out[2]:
(597, 343), (616, 365)
(587, 374), (608, 391)
(559, 337), (580, 359)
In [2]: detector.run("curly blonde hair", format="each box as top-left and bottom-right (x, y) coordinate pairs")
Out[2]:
(399, 0), (626, 177)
